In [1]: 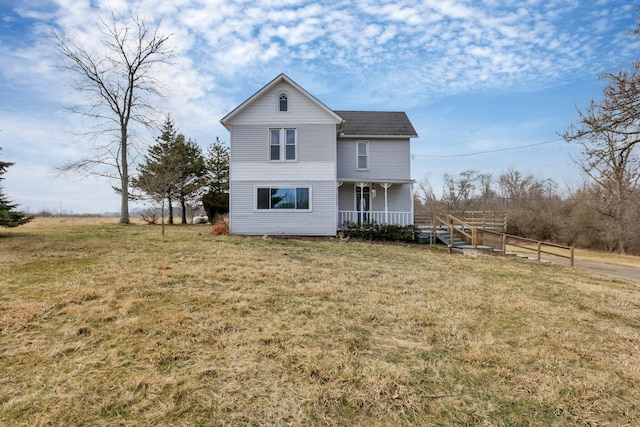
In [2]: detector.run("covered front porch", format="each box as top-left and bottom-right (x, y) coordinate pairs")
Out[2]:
(337, 179), (414, 228)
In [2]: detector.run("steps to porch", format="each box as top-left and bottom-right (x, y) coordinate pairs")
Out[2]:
(414, 211), (574, 266)
(418, 227), (550, 261)
(417, 226), (495, 251)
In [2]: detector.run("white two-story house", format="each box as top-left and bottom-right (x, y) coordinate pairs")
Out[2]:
(220, 74), (418, 236)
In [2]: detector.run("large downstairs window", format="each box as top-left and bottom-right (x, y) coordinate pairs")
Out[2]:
(270, 128), (297, 161)
(257, 187), (310, 210)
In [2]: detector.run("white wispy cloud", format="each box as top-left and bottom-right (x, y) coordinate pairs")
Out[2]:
(11, 0), (630, 119)
(1, 0), (638, 212)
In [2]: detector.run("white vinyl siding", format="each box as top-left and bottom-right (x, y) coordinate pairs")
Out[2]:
(231, 125), (334, 163)
(230, 126), (268, 162)
(230, 181), (336, 235)
(229, 81), (341, 126)
(228, 121), (337, 235)
(233, 161), (334, 182)
(337, 139), (411, 180)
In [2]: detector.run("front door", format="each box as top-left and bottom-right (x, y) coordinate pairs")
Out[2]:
(356, 186), (370, 224)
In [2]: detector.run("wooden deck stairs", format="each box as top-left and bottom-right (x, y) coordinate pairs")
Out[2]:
(419, 226), (492, 250)
(414, 211), (574, 266)
(415, 211), (506, 251)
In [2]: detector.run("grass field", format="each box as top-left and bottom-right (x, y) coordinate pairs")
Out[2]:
(1, 217), (639, 426)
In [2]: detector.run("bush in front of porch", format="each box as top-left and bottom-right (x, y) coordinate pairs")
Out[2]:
(340, 221), (419, 243)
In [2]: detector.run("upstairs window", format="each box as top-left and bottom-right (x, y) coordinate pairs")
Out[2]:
(270, 129), (281, 160)
(357, 141), (368, 170)
(270, 128), (296, 161)
(285, 129), (296, 160)
(279, 94), (288, 112)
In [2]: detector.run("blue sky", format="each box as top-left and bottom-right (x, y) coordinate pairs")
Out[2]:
(0, 0), (638, 214)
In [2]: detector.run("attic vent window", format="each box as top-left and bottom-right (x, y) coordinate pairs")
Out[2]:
(279, 94), (288, 112)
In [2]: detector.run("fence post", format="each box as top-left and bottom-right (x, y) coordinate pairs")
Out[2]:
(450, 226), (454, 248)
(537, 242), (541, 262)
(570, 247), (574, 267)
(430, 212), (435, 245)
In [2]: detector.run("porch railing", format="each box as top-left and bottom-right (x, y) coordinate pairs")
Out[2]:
(338, 211), (413, 227)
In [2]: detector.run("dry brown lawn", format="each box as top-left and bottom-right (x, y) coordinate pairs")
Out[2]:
(1, 217), (639, 426)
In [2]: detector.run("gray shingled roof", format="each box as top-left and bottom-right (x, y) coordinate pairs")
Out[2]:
(334, 110), (418, 138)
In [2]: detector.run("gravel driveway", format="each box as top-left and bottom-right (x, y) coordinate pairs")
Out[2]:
(533, 253), (640, 284)
(573, 260), (640, 284)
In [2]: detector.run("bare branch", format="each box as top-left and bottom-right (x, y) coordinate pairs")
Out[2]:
(562, 55), (640, 253)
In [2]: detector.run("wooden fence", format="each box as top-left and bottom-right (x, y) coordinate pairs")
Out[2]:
(477, 229), (574, 267)
(416, 211), (573, 267)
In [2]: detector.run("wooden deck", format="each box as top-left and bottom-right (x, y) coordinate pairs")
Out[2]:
(416, 211), (574, 266)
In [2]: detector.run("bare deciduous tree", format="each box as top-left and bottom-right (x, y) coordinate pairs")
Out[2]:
(441, 169), (479, 211)
(563, 65), (640, 253)
(52, 12), (172, 224)
(498, 168), (555, 201)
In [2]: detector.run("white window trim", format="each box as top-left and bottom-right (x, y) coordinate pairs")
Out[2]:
(356, 140), (369, 171)
(269, 128), (297, 162)
(254, 185), (312, 212)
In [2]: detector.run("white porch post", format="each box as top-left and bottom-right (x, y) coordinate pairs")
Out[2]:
(381, 182), (392, 224)
(336, 181), (343, 228)
(410, 182), (415, 226)
(356, 182), (367, 225)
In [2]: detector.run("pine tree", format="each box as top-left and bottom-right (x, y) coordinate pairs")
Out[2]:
(131, 117), (205, 225)
(202, 137), (230, 221)
(0, 148), (33, 228)
(171, 134), (206, 224)
(134, 117), (178, 223)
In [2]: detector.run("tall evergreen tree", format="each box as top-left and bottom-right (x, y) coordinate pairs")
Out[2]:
(0, 148), (33, 228)
(131, 117), (179, 223)
(172, 134), (206, 224)
(202, 137), (230, 221)
(131, 117), (205, 224)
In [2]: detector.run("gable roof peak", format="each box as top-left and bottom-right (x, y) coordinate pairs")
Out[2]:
(220, 74), (343, 129)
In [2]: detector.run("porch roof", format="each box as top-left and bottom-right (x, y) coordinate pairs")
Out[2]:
(337, 178), (415, 184)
